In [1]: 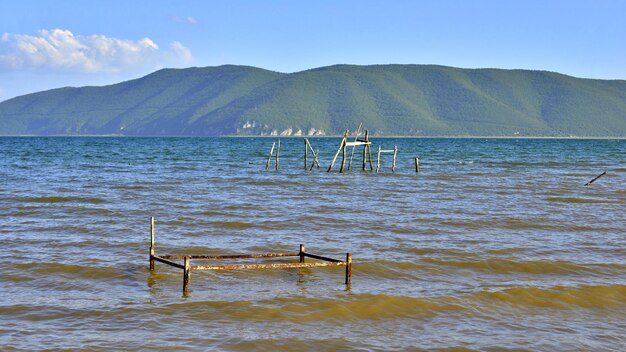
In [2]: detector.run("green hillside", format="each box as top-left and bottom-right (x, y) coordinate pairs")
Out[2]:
(1, 64), (625, 136)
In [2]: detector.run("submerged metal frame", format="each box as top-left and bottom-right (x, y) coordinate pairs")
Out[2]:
(149, 217), (352, 295)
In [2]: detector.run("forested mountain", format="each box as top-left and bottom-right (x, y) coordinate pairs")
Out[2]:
(1, 64), (625, 136)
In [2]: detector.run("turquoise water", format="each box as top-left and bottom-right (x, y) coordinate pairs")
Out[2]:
(0, 137), (625, 351)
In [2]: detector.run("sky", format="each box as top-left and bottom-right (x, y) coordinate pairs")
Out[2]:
(1, 0), (625, 101)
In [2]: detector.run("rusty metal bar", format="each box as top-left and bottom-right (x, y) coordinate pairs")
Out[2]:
(191, 261), (346, 271)
(345, 253), (352, 285)
(160, 252), (299, 260)
(303, 252), (343, 263)
(150, 217), (155, 271)
(152, 255), (186, 270)
(183, 256), (190, 296)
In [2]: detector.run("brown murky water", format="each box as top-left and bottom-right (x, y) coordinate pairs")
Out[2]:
(1, 137), (624, 351)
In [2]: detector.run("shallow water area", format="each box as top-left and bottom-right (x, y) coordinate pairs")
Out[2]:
(1, 137), (625, 351)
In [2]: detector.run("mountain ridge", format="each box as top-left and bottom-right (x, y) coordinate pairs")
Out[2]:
(1, 64), (625, 136)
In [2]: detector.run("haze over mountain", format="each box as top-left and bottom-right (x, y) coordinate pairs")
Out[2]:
(1, 64), (625, 137)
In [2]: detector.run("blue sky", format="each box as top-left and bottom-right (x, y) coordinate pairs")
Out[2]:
(1, 0), (625, 101)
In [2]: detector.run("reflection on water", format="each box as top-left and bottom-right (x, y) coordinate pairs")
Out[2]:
(0, 137), (625, 351)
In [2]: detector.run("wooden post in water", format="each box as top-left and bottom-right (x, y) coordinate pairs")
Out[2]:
(309, 149), (320, 171)
(275, 139), (281, 171)
(362, 130), (369, 171)
(376, 145), (381, 173)
(305, 139), (321, 169)
(367, 133), (373, 171)
(347, 124), (362, 171)
(415, 157), (420, 173)
(584, 171), (606, 186)
(266, 142), (275, 170)
(183, 256), (190, 296)
(150, 216), (155, 271)
(340, 137), (347, 173)
(327, 130), (348, 172)
(299, 244), (305, 263)
(392, 146), (397, 173)
(304, 139), (308, 169)
(345, 253), (352, 285)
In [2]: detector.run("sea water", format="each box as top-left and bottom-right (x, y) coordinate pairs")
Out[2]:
(0, 137), (624, 351)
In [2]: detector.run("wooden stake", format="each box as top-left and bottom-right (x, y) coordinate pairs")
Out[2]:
(585, 171), (606, 186)
(309, 150), (318, 171)
(299, 244), (305, 263)
(362, 130), (369, 171)
(340, 137), (347, 173)
(392, 146), (397, 173)
(150, 216), (155, 271)
(183, 256), (190, 296)
(306, 139), (321, 168)
(266, 142), (275, 170)
(327, 130), (348, 172)
(275, 139), (280, 171)
(348, 124), (362, 171)
(345, 253), (352, 285)
(304, 139), (308, 169)
(415, 157), (420, 173)
(376, 145), (381, 173)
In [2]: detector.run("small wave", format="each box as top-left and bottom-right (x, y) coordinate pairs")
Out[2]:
(354, 261), (425, 279)
(468, 284), (626, 309)
(421, 258), (625, 275)
(197, 210), (230, 217)
(171, 294), (465, 322)
(22, 196), (106, 204)
(407, 247), (479, 258)
(545, 197), (610, 204)
(220, 337), (377, 352)
(211, 221), (255, 229)
(14, 262), (126, 280)
(176, 285), (626, 321)
(486, 247), (528, 255)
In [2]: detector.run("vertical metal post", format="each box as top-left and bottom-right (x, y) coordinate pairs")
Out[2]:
(183, 256), (190, 296)
(345, 253), (352, 285)
(415, 157), (420, 173)
(299, 244), (305, 263)
(150, 216), (155, 271)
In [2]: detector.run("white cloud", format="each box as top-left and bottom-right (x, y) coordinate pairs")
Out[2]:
(172, 16), (198, 25)
(0, 29), (193, 73)
(171, 41), (193, 63)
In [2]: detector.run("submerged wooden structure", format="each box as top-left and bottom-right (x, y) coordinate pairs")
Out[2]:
(149, 217), (352, 295)
(303, 138), (321, 170)
(265, 139), (281, 171)
(376, 145), (398, 173)
(327, 129), (374, 173)
(262, 126), (420, 174)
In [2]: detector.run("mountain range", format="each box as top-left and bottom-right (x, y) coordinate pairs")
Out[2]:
(1, 64), (625, 136)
